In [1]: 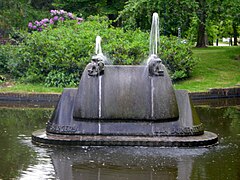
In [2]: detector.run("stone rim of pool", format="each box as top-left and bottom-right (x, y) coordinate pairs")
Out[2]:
(32, 129), (218, 147)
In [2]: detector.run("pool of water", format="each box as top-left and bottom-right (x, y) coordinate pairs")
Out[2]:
(0, 98), (240, 179)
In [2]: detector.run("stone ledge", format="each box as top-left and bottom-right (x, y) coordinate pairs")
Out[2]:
(190, 87), (240, 100)
(0, 92), (61, 102)
(32, 129), (218, 147)
(0, 87), (240, 102)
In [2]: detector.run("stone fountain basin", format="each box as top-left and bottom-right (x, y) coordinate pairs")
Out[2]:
(73, 65), (179, 121)
(32, 65), (218, 147)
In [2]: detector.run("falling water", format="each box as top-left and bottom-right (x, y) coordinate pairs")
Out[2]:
(99, 76), (102, 119)
(149, 12), (160, 56)
(150, 78), (154, 118)
(95, 36), (103, 131)
(98, 74), (102, 133)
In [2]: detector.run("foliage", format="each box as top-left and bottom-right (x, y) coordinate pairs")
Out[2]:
(45, 70), (80, 87)
(193, 0), (240, 47)
(30, 0), (53, 10)
(10, 16), (147, 87)
(0, 0), (49, 36)
(0, 44), (20, 74)
(184, 16), (198, 43)
(0, 75), (6, 83)
(2, 47), (240, 93)
(118, 0), (198, 37)
(159, 36), (196, 81)
(0, 45), (10, 73)
(52, 0), (126, 20)
(7, 16), (196, 87)
(119, 0), (240, 47)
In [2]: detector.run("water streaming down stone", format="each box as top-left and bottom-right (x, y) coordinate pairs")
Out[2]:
(96, 36), (103, 133)
(32, 13), (218, 147)
(148, 12), (163, 118)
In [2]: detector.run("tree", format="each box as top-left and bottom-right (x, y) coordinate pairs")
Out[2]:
(195, 0), (229, 47)
(118, 0), (198, 37)
(0, 0), (50, 37)
(195, 0), (207, 47)
(52, 0), (126, 23)
(222, 0), (240, 46)
(196, 0), (240, 47)
(119, 0), (239, 47)
(30, 0), (53, 9)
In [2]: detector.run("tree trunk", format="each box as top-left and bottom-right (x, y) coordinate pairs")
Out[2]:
(196, 0), (207, 48)
(233, 22), (238, 46)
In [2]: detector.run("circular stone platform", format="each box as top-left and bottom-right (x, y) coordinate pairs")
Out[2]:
(32, 130), (218, 147)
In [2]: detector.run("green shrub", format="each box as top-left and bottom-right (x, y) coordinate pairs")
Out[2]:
(0, 44), (19, 74)
(10, 16), (148, 87)
(0, 45), (8, 73)
(9, 16), (196, 87)
(45, 70), (80, 87)
(159, 36), (196, 81)
(0, 75), (6, 83)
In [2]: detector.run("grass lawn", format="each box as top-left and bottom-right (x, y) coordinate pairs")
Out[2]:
(0, 46), (240, 93)
(0, 83), (63, 93)
(174, 46), (240, 92)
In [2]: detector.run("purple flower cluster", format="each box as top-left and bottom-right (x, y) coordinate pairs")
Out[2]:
(28, 10), (84, 32)
(50, 10), (74, 19)
(28, 18), (49, 32)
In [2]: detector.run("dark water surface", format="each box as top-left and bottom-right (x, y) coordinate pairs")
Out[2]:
(0, 98), (240, 180)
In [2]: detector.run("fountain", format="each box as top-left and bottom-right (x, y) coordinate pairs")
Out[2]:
(32, 13), (218, 147)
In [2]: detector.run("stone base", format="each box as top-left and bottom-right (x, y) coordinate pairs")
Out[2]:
(46, 89), (205, 137)
(32, 129), (218, 147)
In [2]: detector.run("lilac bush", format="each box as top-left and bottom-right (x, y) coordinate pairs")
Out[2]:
(28, 10), (83, 32)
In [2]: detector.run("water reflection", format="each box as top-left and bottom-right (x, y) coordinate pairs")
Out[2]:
(0, 99), (239, 179)
(0, 108), (53, 179)
(50, 146), (207, 180)
(19, 136), (55, 180)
